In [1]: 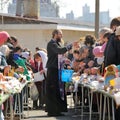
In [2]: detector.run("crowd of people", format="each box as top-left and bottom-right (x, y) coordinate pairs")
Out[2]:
(0, 31), (48, 119)
(0, 16), (120, 119)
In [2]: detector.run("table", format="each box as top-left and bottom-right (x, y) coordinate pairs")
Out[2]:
(0, 94), (10, 120)
(12, 81), (31, 120)
(73, 79), (116, 120)
(73, 82), (100, 120)
(4, 80), (31, 120)
(98, 90), (115, 120)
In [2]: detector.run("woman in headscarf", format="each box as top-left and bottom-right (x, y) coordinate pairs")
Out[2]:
(33, 50), (47, 109)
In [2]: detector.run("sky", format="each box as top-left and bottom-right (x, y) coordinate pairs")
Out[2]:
(54, 0), (120, 19)
(0, 0), (120, 19)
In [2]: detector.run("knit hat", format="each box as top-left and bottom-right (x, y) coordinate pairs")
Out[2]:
(115, 26), (120, 36)
(93, 46), (103, 56)
(0, 31), (10, 45)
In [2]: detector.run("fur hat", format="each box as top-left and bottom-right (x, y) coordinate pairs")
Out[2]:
(0, 31), (10, 45)
(115, 26), (120, 36)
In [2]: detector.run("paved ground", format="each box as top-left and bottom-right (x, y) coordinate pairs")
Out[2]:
(22, 107), (100, 120)
(4, 95), (100, 120)
(20, 95), (99, 120)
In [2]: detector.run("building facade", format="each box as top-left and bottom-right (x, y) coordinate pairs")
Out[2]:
(66, 11), (74, 20)
(0, 15), (94, 53)
(77, 4), (110, 25)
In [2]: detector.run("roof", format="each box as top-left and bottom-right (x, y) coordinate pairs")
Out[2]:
(0, 13), (96, 31)
(0, 13), (57, 24)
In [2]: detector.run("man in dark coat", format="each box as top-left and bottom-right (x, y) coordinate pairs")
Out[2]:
(104, 17), (120, 67)
(103, 17), (120, 120)
(46, 29), (76, 116)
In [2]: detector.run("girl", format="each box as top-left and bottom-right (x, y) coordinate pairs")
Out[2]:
(33, 50), (47, 109)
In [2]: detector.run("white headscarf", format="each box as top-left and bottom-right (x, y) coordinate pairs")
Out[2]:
(21, 51), (29, 59)
(37, 50), (48, 71)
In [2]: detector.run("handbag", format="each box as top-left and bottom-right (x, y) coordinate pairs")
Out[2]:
(30, 82), (39, 101)
(34, 72), (44, 82)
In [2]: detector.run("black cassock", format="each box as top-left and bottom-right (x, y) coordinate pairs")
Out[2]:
(46, 39), (68, 115)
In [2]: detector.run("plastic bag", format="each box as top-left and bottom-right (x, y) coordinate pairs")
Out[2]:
(30, 82), (39, 101)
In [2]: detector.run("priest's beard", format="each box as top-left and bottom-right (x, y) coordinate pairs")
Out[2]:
(56, 38), (61, 42)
